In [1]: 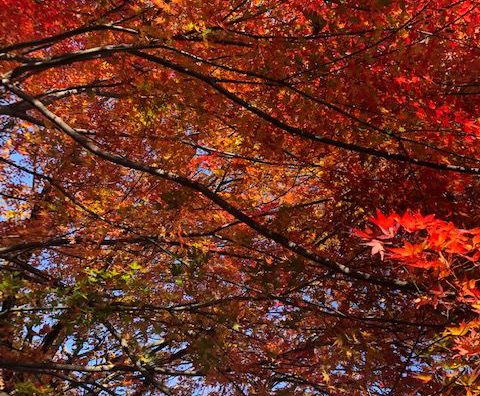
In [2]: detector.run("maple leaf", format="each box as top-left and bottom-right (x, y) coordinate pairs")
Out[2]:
(362, 239), (385, 260)
(394, 76), (409, 85)
(397, 211), (435, 232)
(369, 210), (399, 239)
(352, 226), (374, 239)
(389, 241), (424, 259)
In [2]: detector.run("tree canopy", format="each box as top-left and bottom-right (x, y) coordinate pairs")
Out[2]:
(1, 1), (480, 395)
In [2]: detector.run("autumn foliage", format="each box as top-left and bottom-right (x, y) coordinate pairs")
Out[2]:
(356, 211), (480, 391)
(1, 0), (480, 395)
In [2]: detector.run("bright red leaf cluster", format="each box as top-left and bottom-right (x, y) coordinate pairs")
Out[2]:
(356, 210), (480, 391)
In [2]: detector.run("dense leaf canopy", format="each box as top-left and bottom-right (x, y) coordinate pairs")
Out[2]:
(1, 1), (480, 395)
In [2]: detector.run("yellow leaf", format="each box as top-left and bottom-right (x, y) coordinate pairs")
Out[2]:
(414, 373), (432, 383)
(445, 322), (470, 336)
(322, 371), (330, 383)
